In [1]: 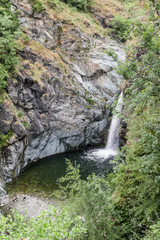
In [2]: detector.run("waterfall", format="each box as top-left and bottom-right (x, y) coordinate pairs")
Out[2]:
(86, 92), (123, 160)
(105, 91), (123, 156)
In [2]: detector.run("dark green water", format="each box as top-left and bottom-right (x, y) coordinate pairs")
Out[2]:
(6, 149), (113, 199)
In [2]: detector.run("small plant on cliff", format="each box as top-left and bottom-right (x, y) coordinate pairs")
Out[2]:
(85, 95), (97, 105)
(104, 48), (118, 61)
(22, 121), (30, 130)
(0, 130), (13, 148)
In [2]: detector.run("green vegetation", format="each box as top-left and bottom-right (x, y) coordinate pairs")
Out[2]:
(109, 15), (132, 42)
(0, 0), (19, 89)
(17, 111), (23, 118)
(47, 0), (94, 11)
(0, 206), (86, 239)
(61, 0), (94, 11)
(34, 0), (94, 12)
(30, 0), (45, 13)
(56, 160), (114, 240)
(143, 221), (160, 240)
(85, 95), (97, 105)
(22, 121), (30, 130)
(112, 0), (160, 237)
(104, 48), (118, 61)
(0, 130), (13, 148)
(47, 0), (65, 11)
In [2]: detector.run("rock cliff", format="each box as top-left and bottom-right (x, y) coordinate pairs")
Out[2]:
(0, 0), (125, 186)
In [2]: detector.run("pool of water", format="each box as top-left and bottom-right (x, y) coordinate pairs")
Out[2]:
(6, 148), (113, 199)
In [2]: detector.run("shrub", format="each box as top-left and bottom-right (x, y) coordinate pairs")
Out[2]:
(61, 0), (94, 11)
(0, 1), (19, 90)
(143, 221), (160, 240)
(109, 15), (132, 42)
(0, 64), (9, 89)
(56, 160), (119, 240)
(0, 206), (86, 239)
(31, 0), (45, 13)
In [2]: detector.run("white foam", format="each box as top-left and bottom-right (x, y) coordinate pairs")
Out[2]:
(85, 92), (123, 162)
(94, 149), (117, 158)
(85, 148), (117, 162)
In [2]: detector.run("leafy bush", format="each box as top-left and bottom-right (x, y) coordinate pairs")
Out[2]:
(143, 221), (160, 240)
(0, 206), (86, 239)
(47, 0), (65, 11)
(57, 160), (123, 240)
(0, 64), (9, 89)
(109, 15), (132, 42)
(31, 0), (45, 13)
(0, 0), (19, 89)
(56, 159), (82, 199)
(61, 0), (94, 11)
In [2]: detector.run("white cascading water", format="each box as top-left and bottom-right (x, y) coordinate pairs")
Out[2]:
(104, 91), (123, 156)
(87, 92), (123, 160)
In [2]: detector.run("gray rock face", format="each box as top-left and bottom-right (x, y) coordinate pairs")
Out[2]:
(0, 185), (6, 198)
(72, 39), (125, 103)
(0, 180), (7, 206)
(0, 1), (125, 183)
